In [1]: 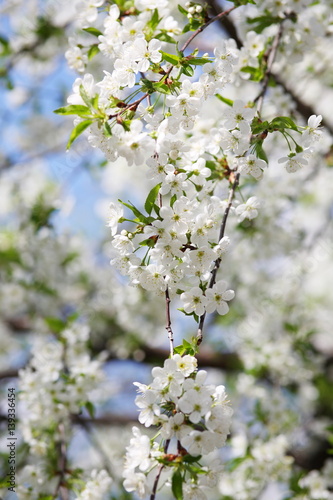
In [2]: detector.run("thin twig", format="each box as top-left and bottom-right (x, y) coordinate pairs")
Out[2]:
(150, 440), (170, 500)
(255, 22), (284, 115)
(165, 286), (174, 356)
(150, 464), (165, 500)
(196, 173), (240, 345)
(180, 6), (236, 53)
(54, 422), (69, 500)
(157, 186), (175, 356)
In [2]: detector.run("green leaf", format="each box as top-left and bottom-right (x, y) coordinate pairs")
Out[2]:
(216, 94), (234, 107)
(253, 140), (268, 163)
(161, 51), (180, 65)
(154, 31), (177, 44)
(0, 247), (21, 267)
(104, 121), (112, 137)
(172, 470), (183, 500)
(269, 116), (299, 132)
(139, 238), (157, 248)
(241, 65), (264, 81)
(45, 317), (66, 334)
(83, 27), (103, 37)
(30, 199), (56, 230)
(181, 64), (194, 77)
(148, 8), (160, 30)
(85, 401), (95, 418)
(67, 119), (93, 149)
(182, 18), (202, 33)
(232, 0), (256, 4)
(170, 194), (177, 207)
(251, 117), (270, 134)
(0, 35), (11, 56)
(186, 56), (211, 66)
(79, 84), (93, 108)
(118, 199), (150, 224)
(182, 454), (202, 463)
(173, 339), (199, 356)
(173, 345), (186, 355)
(178, 4), (188, 15)
(246, 14), (282, 33)
(87, 44), (100, 60)
(54, 105), (91, 116)
(145, 183), (161, 215)
(61, 251), (79, 267)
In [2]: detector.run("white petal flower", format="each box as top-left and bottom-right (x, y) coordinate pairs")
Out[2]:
(135, 390), (161, 427)
(180, 287), (208, 316)
(205, 280), (235, 315)
(235, 196), (260, 222)
(236, 154), (267, 180)
(278, 153), (308, 173)
(173, 354), (197, 376)
(106, 202), (123, 236)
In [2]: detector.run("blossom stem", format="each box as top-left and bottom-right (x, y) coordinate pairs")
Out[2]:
(196, 173), (240, 345)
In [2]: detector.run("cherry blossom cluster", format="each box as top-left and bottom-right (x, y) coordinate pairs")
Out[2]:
(123, 354), (232, 499)
(19, 324), (105, 452)
(17, 323), (110, 498)
(219, 435), (293, 499)
(109, 194), (235, 314)
(58, 0), (328, 498)
(63, 0), (324, 327)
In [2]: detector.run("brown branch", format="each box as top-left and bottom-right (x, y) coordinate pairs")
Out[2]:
(150, 440), (170, 500)
(0, 368), (20, 380)
(71, 413), (137, 426)
(0, 342), (242, 384)
(150, 465), (165, 500)
(165, 286), (174, 356)
(54, 422), (69, 500)
(207, 0), (243, 49)
(272, 74), (333, 134)
(206, 0), (333, 135)
(196, 173), (240, 345)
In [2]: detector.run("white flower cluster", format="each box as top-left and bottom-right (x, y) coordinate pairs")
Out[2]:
(65, 2), (323, 325)
(64, 3), (324, 326)
(109, 192), (236, 316)
(298, 462), (333, 500)
(19, 324), (106, 454)
(75, 469), (113, 500)
(219, 435), (293, 500)
(123, 354), (232, 498)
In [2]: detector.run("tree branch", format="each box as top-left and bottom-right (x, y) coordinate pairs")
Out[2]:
(54, 422), (69, 500)
(150, 440), (170, 500)
(180, 6), (236, 53)
(165, 286), (174, 356)
(196, 173), (240, 345)
(205, 0), (333, 135)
